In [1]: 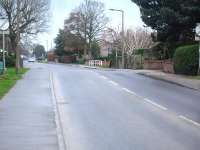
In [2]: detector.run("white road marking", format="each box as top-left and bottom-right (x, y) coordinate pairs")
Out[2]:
(144, 98), (168, 111)
(179, 115), (200, 127)
(109, 80), (119, 86)
(99, 75), (108, 80)
(122, 88), (137, 95)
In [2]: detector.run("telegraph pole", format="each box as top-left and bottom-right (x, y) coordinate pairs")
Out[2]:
(195, 23), (200, 74)
(16, 0), (20, 74)
(2, 30), (5, 72)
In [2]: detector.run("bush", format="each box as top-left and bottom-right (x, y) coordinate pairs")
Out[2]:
(0, 54), (15, 67)
(174, 44), (199, 75)
(135, 49), (145, 56)
(6, 55), (16, 67)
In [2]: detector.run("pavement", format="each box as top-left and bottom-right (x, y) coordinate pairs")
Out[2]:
(135, 69), (200, 90)
(0, 64), (59, 150)
(1, 62), (200, 150)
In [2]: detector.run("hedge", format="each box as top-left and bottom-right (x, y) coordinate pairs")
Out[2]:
(173, 44), (199, 75)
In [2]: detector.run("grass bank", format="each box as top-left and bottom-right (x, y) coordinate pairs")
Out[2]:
(0, 68), (29, 99)
(187, 76), (200, 80)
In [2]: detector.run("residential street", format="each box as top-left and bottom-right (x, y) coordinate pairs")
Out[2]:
(48, 63), (200, 150)
(1, 62), (200, 150)
(0, 0), (200, 149)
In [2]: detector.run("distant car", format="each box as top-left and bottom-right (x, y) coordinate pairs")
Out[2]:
(28, 57), (36, 62)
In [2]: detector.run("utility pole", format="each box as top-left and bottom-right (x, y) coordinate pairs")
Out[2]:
(16, 0), (20, 74)
(195, 23), (200, 74)
(115, 48), (118, 68)
(46, 40), (49, 51)
(2, 30), (5, 72)
(199, 40), (200, 74)
(109, 9), (125, 69)
(121, 10), (125, 69)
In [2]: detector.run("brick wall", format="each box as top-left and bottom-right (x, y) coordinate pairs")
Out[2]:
(143, 60), (163, 70)
(143, 59), (174, 73)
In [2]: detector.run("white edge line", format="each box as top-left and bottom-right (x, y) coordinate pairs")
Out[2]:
(179, 115), (200, 127)
(144, 98), (168, 111)
(122, 88), (136, 95)
(109, 80), (118, 86)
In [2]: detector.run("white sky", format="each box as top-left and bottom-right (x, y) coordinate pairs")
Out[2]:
(37, 0), (144, 51)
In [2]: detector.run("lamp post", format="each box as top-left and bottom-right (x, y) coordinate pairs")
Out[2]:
(109, 9), (125, 69)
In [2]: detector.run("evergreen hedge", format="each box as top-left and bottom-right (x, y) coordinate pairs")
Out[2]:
(174, 44), (199, 75)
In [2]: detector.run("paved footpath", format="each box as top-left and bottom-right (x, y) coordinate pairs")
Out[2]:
(136, 70), (200, 90)
(80, 65), (200, 90)
(0, 66), (59, 150)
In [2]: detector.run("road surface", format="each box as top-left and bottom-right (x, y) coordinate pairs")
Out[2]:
(31, 63), (200, 150)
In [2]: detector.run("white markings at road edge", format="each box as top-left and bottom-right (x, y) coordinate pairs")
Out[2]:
(99, 75), (108, 80)
(109, 80), (119, 86)
(144, 98), (168, 111)
(122, 88), (136, 95)
(179, 115), (200, 127)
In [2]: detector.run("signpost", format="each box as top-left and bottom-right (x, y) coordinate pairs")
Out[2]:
(195, 23), (200, 74)
(0, 30), (9, 73)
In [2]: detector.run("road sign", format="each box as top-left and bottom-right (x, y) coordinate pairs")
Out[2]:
(0, 61), (3, 74)
(195, 23), (200, 41)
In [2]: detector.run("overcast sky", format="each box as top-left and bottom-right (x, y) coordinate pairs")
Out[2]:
(37, 0), (144, 51)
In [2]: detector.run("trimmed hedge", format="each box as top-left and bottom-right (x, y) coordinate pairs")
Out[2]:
(174, 44), (199, 75)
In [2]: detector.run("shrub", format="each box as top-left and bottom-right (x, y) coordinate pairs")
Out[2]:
(174, 44), (199, 75)
(135, 49), (145, 56)
(0, 54), (15, 67)
(6, 55), (16, 67)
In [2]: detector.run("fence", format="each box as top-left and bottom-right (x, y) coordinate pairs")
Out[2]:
(88, 60), (103, 67)
(88, 60), (110, 68)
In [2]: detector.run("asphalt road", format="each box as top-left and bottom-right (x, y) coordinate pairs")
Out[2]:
(34, 63), (200, 150)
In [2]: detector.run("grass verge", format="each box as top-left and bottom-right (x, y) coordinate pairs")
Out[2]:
(0, 68), (29, 99)
(187, 76), (200, 80)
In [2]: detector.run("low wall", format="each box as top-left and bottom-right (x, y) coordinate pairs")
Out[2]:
(59, 56), (76, 63)
(143, 60), (163, 70)
(47, 53), (58, 62)
(144, 59), (174, 73)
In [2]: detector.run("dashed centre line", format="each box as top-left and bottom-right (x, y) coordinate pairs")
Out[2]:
(121, 88), (137, 95)
(108, 80), (119, 86)
(98, 74), (200, 128)
(144, 98), (168, 111)
(179, 115), (200, 127)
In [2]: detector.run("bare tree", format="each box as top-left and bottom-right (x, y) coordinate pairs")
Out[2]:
(0, 0), (49, 70)
(124, 28), (154, 56)
(76, 0), (108, 59)
(105, 27), (153, 56)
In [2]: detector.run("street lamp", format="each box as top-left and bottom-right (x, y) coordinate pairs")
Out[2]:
(109, 8), (125, 69)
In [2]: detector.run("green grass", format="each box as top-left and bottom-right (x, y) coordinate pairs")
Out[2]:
(187, 76), (200, 80)
(191, 76), (200, 80)
(0, 68), (29, 99)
